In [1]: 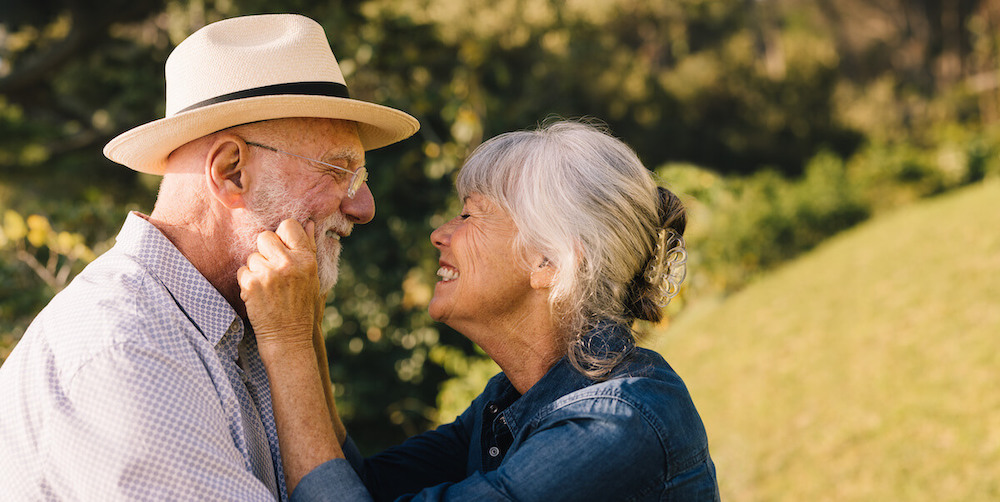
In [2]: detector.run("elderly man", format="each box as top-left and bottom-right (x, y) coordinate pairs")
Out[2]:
(0, 14), (417, 500)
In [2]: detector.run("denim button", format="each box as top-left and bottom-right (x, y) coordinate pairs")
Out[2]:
(486, 403), (498, 414)
(488, 446), (500, 457)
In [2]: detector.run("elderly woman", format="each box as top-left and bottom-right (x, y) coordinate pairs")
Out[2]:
(240, 121), (719, 501)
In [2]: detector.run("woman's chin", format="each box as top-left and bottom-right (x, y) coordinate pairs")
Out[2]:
(427, 298), (446, 323)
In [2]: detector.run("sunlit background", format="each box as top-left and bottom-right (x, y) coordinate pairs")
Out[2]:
(2, 1), (998, 500)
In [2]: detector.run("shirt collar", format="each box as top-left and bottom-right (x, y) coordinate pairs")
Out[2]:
(115, 211), (241, 347)
(498, 321), (638, 431)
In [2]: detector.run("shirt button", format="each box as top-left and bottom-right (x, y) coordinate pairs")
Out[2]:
(486, 403), (498, 414)
(498, 415), (506, 424)
(488, 446), (500, 457)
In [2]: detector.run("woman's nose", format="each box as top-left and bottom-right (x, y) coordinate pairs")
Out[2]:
(431, 219), (454, 250)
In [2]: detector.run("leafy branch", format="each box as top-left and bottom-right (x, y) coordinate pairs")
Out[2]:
(1, 210), (99, 292)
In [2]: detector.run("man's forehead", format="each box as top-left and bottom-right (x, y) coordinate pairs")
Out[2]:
(322, 121), (364, 164)
(281, 118), (364, 161)
(270, 117), (357, 136)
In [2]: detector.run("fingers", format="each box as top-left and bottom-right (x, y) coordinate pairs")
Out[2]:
(238, 220), (319, 305)
(238, 219), (319, 308)
(236, 265), (249, 294)
(276, 219), (317, 253)
(253, 219), (316, 264)
(236, 263), (257, 302)
(255, 230), (286, 263)
(236, 253), (270, 297)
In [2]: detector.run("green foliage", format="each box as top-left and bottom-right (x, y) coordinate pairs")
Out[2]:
(652, 180), (1000, 501)
(659, 114), (1000, 298)
(845, 124), (1000, 211)
(429, 344), (499, 424)
(658, 151), (870, 295)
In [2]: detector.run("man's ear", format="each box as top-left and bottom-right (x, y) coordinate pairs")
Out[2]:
(206, 136), (251, 209)
(530, 256), (555, 290)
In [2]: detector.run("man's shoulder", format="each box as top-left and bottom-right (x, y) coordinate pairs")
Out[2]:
(22, 247), (193, 375)
(45, 246), (171, 326)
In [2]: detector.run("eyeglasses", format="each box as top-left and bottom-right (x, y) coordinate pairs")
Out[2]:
(245, 141), (368, 198)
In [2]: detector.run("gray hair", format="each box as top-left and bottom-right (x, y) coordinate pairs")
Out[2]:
(456, 120), (686, 379)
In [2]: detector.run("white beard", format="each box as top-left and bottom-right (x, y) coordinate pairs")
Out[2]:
(235, 170), (352, 293)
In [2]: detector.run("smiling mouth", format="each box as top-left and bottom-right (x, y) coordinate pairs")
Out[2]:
(437, 266), (459, 282)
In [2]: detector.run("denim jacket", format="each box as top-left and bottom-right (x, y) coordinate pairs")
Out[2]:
(294, 323), (719, 501)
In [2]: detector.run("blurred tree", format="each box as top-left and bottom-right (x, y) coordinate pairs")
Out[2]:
(967, 1), (1000, 123)
(814, 0), (983, 89)
(0, 0), (166, 192)
(363, 0), (863, 176)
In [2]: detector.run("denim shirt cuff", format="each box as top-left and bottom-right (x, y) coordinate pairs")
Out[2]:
(342, 435), (365, 474)
(290, 458), (372, 502)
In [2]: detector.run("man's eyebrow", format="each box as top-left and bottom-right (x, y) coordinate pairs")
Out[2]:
(321, 146), (364, 167)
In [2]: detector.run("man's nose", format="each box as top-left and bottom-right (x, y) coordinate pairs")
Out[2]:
(341, 182), (375, 224)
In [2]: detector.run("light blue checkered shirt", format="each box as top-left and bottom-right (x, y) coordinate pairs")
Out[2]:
(0, 212), (288, 500)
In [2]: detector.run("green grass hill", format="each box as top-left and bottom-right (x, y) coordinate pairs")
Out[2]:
(652, 179), (1000, 501)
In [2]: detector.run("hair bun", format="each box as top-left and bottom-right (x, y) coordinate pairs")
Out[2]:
(658, 186), (686, 235)
(625, 187), (688, 322)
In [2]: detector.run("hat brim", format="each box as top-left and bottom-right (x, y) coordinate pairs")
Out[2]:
(103, 94), (420, 175)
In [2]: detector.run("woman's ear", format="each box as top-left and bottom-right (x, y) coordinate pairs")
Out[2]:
(206, 136), (251, 209)
(530, 256), (555, 290)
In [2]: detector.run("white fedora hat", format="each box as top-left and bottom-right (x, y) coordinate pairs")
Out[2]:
(104, 14), (419, 175)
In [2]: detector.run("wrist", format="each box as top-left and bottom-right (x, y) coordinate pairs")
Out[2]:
(257, 334), (316, 362)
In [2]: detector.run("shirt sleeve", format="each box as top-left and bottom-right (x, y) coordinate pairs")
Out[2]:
(292, 459), (372, 502)
(360, 417), (472, 500)
(291, 409), (473, 502)
(43, 341), (277, 501)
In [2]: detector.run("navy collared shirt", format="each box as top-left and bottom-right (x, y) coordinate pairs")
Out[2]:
(294, 324), (719, 501)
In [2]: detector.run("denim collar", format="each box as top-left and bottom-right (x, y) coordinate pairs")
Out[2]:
(496, 321), (638, 433)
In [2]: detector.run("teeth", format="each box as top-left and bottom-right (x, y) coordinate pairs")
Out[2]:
(437, 266), (459, 281)
(325, 229), (341, 240)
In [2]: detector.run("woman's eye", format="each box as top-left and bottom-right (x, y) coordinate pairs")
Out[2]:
(459, 213), (470, 220)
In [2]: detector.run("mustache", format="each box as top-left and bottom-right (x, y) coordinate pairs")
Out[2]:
(319, 214), (353, 239)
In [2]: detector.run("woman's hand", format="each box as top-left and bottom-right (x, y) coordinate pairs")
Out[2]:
(237, 219), (344, 491)
(237, 219), (318, 354)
